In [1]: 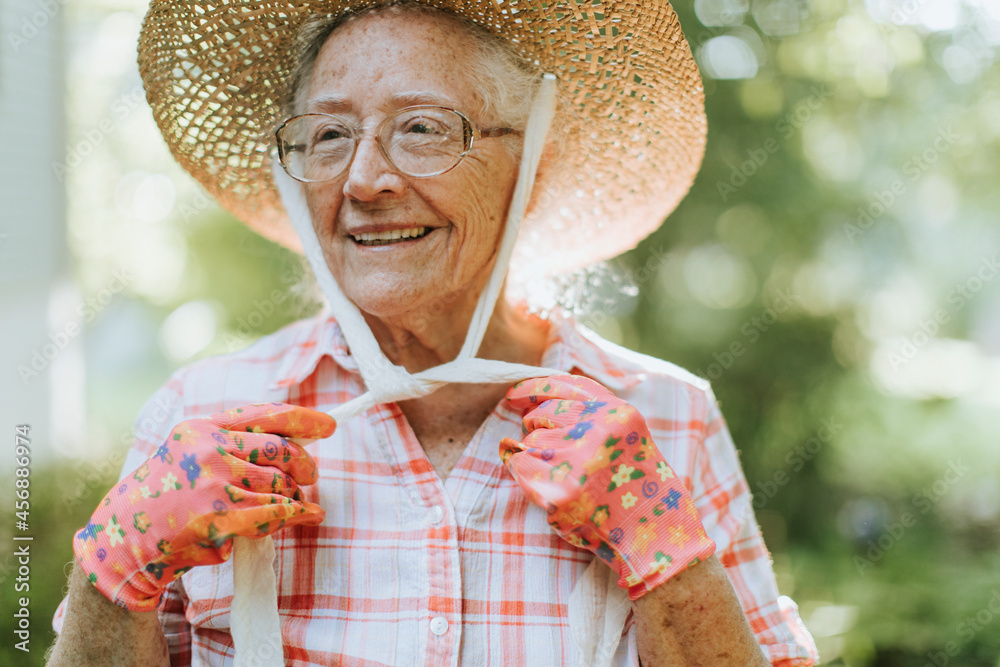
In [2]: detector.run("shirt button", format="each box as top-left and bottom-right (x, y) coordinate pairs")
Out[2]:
(428, 505), (444, 524)
(430, 616), (449, 636)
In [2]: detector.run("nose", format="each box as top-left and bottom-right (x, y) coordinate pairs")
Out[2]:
(342, 135), (407, 201)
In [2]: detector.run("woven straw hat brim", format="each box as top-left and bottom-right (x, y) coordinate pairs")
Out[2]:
(138, 0), (706, 276)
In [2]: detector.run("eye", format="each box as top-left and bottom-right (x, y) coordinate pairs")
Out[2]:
(401, 116), (449, 136)
(312, 123), (351, 144)
(319, 128), (344, 140)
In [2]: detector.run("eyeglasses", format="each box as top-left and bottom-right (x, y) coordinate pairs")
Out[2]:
(275, 105), (517, 183)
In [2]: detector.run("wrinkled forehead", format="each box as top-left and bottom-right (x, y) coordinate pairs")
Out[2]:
(305, 10), (484, 117)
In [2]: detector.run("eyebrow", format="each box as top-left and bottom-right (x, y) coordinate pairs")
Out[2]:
(302, 90), (464, 115)
(304, 94), (350, 114)
(389, 90), (462, 108)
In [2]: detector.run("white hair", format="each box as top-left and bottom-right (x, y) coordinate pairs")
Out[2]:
(286, 1), (548, 157)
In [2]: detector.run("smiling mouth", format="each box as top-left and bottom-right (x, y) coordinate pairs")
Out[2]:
(351, 226), (430, 247)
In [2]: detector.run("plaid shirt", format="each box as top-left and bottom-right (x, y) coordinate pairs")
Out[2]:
(57, 310), (819, 666)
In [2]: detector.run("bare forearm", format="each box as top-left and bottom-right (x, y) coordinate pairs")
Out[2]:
(47, 566), (170, 667)
(632, 555), (769, 667)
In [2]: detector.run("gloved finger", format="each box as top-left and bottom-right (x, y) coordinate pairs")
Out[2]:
(504, 375), (611, 415)
(506, 388), (618, 437)
(512, 383), (644, 440)
(210, 493), (325, 539)
(209, 403), (337, 441)
(499, 438), (582, 509)
(177, 494), (323, 548)
(212, 430), (321, 485)
(518, 396), (618, 434)
(505, 376), (614, 433)
(499, 436), (526, 467)
(159, 423), (322, 485)
(142, 495), (325, 581)
(213, 457), (312, 502)
(501, 420), (588, 474)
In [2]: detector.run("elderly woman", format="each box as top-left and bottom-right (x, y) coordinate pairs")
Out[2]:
(50, 1), (819, 666)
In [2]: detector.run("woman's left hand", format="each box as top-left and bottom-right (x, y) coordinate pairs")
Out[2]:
(500, 375), (716, 600)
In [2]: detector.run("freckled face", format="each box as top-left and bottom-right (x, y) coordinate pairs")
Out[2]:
(301, 13), (518, 320)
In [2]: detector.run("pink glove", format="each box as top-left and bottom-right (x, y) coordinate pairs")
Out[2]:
(74, 403), (336, 611)
(500, 376), (715, 600)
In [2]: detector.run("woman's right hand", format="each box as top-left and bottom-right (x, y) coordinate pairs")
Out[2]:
(73, 402), (336, 612)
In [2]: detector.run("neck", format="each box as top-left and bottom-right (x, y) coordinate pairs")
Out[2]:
(361, 289), (550, 374)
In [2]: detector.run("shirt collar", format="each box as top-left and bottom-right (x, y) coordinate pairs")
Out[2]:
(268, 306), (354, 391)
(269, 309), (646, 394)
(540, 313), (646, 392)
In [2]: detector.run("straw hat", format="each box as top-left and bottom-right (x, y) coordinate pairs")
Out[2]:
(138, 0), (706, 277)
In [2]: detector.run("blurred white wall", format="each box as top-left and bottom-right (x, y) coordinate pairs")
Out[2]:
(1, 0), (85, 469)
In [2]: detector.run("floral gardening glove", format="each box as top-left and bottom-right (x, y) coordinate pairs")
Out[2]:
(500, 376), (716, 600)
(73, 402), (336, 611)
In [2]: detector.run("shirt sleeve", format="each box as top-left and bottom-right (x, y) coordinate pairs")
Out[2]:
(688, 384), (821, 666)
(53, 367), (196, 665)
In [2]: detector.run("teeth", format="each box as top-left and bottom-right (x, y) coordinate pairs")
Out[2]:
(352, 227), (428, 245)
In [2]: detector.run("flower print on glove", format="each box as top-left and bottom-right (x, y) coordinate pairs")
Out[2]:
(500, 375), (715, 600)
(73, 402), (336, 612)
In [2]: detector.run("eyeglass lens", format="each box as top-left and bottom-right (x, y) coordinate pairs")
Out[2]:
(278, 107), (469, 181)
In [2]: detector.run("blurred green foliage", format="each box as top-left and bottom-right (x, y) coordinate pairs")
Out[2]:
(4, 0), (1000, 665)
(617, 1), (1000, 664)
(0, 458), (119, 666)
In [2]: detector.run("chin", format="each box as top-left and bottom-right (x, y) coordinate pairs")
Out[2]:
(340, 274), (433, 319)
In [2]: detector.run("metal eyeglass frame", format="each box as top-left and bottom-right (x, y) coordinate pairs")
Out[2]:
(275, 104), (518, 183)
